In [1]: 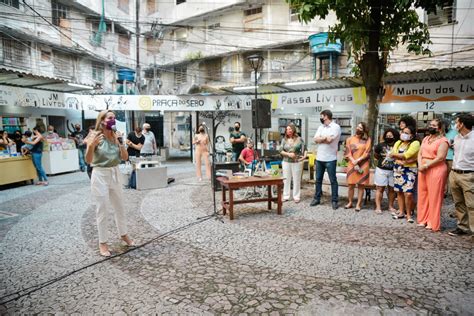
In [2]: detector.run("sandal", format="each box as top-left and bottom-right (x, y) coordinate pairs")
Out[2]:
(407, 218), (414, 223)
(389, 208), (398, 214)
(344, 204), (353, 209)
(99, 243), (111, 257)
(375, 209), (383, 214)
(121, 235), (135, 247)
(392, 214), (405, 219)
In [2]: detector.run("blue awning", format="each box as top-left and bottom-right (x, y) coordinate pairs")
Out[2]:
(309, 32), (342, 55)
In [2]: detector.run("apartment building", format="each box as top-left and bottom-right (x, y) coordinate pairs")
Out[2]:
(142, 0), (347, 95)
(389, 0), (474, 72)
(0, 0), (142, 93)
(145, 0), (473, 95)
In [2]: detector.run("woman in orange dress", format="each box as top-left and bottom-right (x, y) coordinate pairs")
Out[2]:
(417, 119), (449, 232)
(344, 122), (372, 212)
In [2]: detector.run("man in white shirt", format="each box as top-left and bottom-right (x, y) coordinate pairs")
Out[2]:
(140, 123), (157, 157)
(310, 110), (341, 210)
(448, 113), (474, 238)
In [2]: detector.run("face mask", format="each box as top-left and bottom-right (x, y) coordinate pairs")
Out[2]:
(400, 133), (411, 141)
(199, 129), (204, 133)
(428, 127), (438, 135)
(356, 130), (364, 136)
(48, 131), (53, 134)
(234, 126), (240, 131)
(320, 118), (325, 124)
(385, 137), (395, 144)
(105, 119), (116, 130)
(75, 127), (80, 131)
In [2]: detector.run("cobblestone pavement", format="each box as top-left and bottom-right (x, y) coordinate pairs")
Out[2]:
(0, 161), (473, 315)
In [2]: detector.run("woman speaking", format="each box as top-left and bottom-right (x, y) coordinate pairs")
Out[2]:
(85, 110), (134, 257)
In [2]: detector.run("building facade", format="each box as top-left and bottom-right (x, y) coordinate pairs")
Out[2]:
(0, 0), (148, 93)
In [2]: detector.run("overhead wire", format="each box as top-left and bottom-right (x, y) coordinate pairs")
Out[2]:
(1, 1), (472, 88)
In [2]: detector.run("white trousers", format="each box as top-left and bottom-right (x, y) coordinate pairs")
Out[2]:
(282, 161), (303, 200)
(91, 166), (127, 243)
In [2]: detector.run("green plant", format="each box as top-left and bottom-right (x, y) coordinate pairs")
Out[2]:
(185, 51), (203, 61)
(337, 160), (348, 167)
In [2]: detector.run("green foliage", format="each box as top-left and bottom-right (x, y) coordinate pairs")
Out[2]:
(287, 0), (446, 144)
(288, 0), (444, 69)
(185, 51), (203, 61)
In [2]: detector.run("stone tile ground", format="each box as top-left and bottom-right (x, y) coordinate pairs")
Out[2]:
(0, 161), (472, 315)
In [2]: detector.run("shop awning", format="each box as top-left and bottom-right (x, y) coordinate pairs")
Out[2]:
(384, 66), (474, 84)
(204, 66), (474, 96)
(216, 77), (363, 95)
(0, 67), (94, 92)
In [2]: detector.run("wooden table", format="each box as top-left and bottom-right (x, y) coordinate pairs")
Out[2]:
(217, 176), (284, 220)
(0, 156), (36, 185)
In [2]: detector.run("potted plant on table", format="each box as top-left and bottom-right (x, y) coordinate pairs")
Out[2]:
(336, 159), (348, 173)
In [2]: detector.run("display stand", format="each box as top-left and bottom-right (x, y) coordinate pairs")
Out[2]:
(42, 149), (79, 175)
(0, 156), (36, 185)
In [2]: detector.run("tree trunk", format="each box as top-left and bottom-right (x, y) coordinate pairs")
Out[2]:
(361, 54), (383, 144)
(362, 0), (385, 145)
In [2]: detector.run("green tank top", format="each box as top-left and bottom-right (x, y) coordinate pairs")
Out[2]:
(91, 138), (121, 167)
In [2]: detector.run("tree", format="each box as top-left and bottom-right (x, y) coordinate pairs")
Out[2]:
(289, 0), (446, 139)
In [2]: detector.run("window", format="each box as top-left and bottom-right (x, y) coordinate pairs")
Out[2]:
(51, 0), (70, 26)
(427, 1), (455, 26)
(92, 62), (105, 82)
(243, 7), (263, 32)
(118, 0), (129, 13)
(289, 6), (299, 22)
(118, 34), (130, 55)
(147, 0), (157, 13)
(177, 0), (186, 4)
(244, 7), (262, 16)
(205, 58), (222, 82)
(174, 28), (187, 49)
(1, 36), (30, 68)
(174, 66), (187, 85)
(146, 38), (162, 55)
(0, 0), (19, 9)
(41, 50), (52, 61)
(53, 51), (73, 78)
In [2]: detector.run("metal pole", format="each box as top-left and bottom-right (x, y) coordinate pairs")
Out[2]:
(254, 68), (258, 157)
(135, 0), (140, 93)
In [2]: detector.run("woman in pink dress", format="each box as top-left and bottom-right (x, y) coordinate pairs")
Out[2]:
(417, 119), (449, 232)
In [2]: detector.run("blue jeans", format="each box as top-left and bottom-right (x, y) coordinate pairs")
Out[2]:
(314, 160), (338, 203)
(232, 151), (242, 162)
(78, 147), (86, 170)
(31, 152), (48, 182)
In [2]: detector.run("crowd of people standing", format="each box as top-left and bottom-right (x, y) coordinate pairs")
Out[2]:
(307, 110), (473, 236)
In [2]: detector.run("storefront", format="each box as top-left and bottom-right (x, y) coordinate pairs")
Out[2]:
(379, 79), (474, 138)
(0, 86), (94, 183)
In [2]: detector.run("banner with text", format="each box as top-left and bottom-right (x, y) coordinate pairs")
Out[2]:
(381, 80), (474, 103)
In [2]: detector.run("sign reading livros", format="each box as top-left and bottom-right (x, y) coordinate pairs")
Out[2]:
(1, 79), (473, 111)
